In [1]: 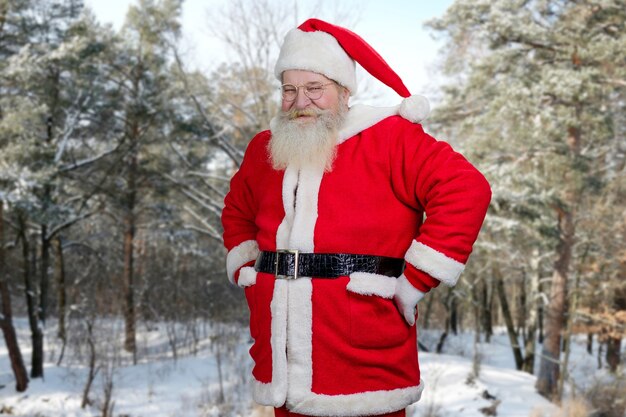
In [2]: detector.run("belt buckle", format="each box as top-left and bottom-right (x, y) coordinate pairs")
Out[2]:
(276, 249), (299, 280)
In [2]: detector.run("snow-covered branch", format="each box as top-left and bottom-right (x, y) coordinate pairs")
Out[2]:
(54, 89), (91, 163)
(187, 171), (232, 183)
(60, 146), (118, 172)
(182, 205), (222, 241)
(46, 210), (99, 241)
(604, 78), (626, 88)
(163, 174), (225, 214)
(170, 48), (244, 166)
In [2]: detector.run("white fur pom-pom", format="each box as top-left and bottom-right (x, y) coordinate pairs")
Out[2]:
(398, 95), (430, 123)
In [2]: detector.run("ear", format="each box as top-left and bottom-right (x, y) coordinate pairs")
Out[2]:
(340, 86), (350, 110)
(342, 87), (350, 100)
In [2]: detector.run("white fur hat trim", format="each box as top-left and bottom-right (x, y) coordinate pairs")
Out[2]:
(274, 28), (357, 94)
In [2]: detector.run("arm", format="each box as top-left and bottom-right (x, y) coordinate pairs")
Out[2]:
(221, 133), (268, 285)
(389, 120), (491, 324)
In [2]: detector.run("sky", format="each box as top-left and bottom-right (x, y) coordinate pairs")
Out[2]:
(83, 0), (454, 104)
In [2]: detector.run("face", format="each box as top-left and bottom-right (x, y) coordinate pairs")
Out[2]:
(270, 70), (349, 172)
(280, 69), (349, 122)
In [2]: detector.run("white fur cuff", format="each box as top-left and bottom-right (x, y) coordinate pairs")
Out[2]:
(226, 240), (260, 285)
(405, 241), (465, 286)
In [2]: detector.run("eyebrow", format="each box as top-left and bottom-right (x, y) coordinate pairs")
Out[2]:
(283, 81), (326, 86)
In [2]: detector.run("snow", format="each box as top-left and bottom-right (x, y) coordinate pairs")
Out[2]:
(0, 320), (609, 417)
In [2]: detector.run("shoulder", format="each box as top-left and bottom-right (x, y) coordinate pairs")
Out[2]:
(241, 130), (272, 162)
(246, 130), (272, 153)
(374, 115), (425, 133)
(363, 115), (437, 149)
(236, 130), (272, 174)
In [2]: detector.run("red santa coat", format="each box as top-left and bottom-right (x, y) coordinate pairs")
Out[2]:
(222, 105), (491, 416)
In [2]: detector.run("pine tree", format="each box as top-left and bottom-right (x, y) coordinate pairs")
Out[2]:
(0, 0), (115, 377)
(85, 0), (199, 359)
(428, 0), (626, 400)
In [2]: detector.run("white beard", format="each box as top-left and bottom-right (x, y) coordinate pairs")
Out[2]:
(269, 105), (346, 172)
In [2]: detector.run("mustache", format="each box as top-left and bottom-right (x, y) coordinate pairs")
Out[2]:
(285, 108), (328, 120)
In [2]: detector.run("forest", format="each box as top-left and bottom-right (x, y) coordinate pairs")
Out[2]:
(0, 0), (624, 416)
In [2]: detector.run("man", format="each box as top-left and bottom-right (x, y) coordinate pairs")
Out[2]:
(221, 19), (491, 417)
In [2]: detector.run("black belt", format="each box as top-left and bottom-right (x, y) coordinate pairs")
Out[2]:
(254, 250), (404, 279)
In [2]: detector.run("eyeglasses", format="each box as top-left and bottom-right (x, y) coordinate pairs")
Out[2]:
(280, 82), (335, 102)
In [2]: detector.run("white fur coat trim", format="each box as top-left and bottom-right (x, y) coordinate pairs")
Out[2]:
(285, 275), (423, 415)
(251, 279), (289, 406)
(286, 164), (324, 252)
(338, 100), (429, 143)
(289, 383), (424, 416)
(286, 278), (315, 409)
(405, 241), (465, 286)
(226, 240), (259, 285)
(338, 104), (399, 143)
(276, 165), (298, 249)
(346, 272), (397, 299)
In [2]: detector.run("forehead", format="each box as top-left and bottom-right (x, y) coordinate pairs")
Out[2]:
(282, 69), (331, 85)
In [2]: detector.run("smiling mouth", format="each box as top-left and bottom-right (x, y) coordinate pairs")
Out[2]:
(290, 110), (318, 120)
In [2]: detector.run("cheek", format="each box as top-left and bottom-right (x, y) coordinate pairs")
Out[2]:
(317, 92), (340, 111)
(281, 100), (293, 112)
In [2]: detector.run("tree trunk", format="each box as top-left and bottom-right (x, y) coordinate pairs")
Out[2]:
(597, 341), (603, 369)
(40, 78), (58, 327)
(450, 292), (458, 335)
(0, 2), (7, 34)
(522, 320), (537, 374)
(53, 236), (66, 340)
(215, 325), (226, 404)
(422, 290), (436, 330)
(606, 287), (626, 372)
(586, 333), (593, 355)
(123, 141), (138, 359)
(538, 286), (544, 344)
(471, 281), (481, 342)
(436, 288), (453, 353)
(496, 275), (524, 370)
(518, 271), (527, 337)
(561, 295), (570, 354)
(123, 211), (136, 357)
(0, 202), (29, 391)
(558, 268), (581, 400)
(481, 279), (493, 343)
(19, 216), (44, 378)
(53, 236), (67, 364)
(606, 338), (621, 372)
(39, 224), (50, 325)
(536, 207), (574, 400)
(436, 330), (448, 354)
(81, 319), (98, 408)
(522, 252), (540, 374)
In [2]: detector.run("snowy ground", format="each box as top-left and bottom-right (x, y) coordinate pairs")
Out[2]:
(0, 318), (615, 417)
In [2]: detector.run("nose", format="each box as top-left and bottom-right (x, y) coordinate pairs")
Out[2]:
(294, 87), (312, 109)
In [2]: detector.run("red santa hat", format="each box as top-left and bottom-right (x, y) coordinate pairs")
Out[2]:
(274, 18), (429, 123)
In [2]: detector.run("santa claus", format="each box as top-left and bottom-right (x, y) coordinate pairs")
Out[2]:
(221, 18), (491, 417)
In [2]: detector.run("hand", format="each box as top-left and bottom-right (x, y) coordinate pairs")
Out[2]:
(393, 274), (426, 326)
